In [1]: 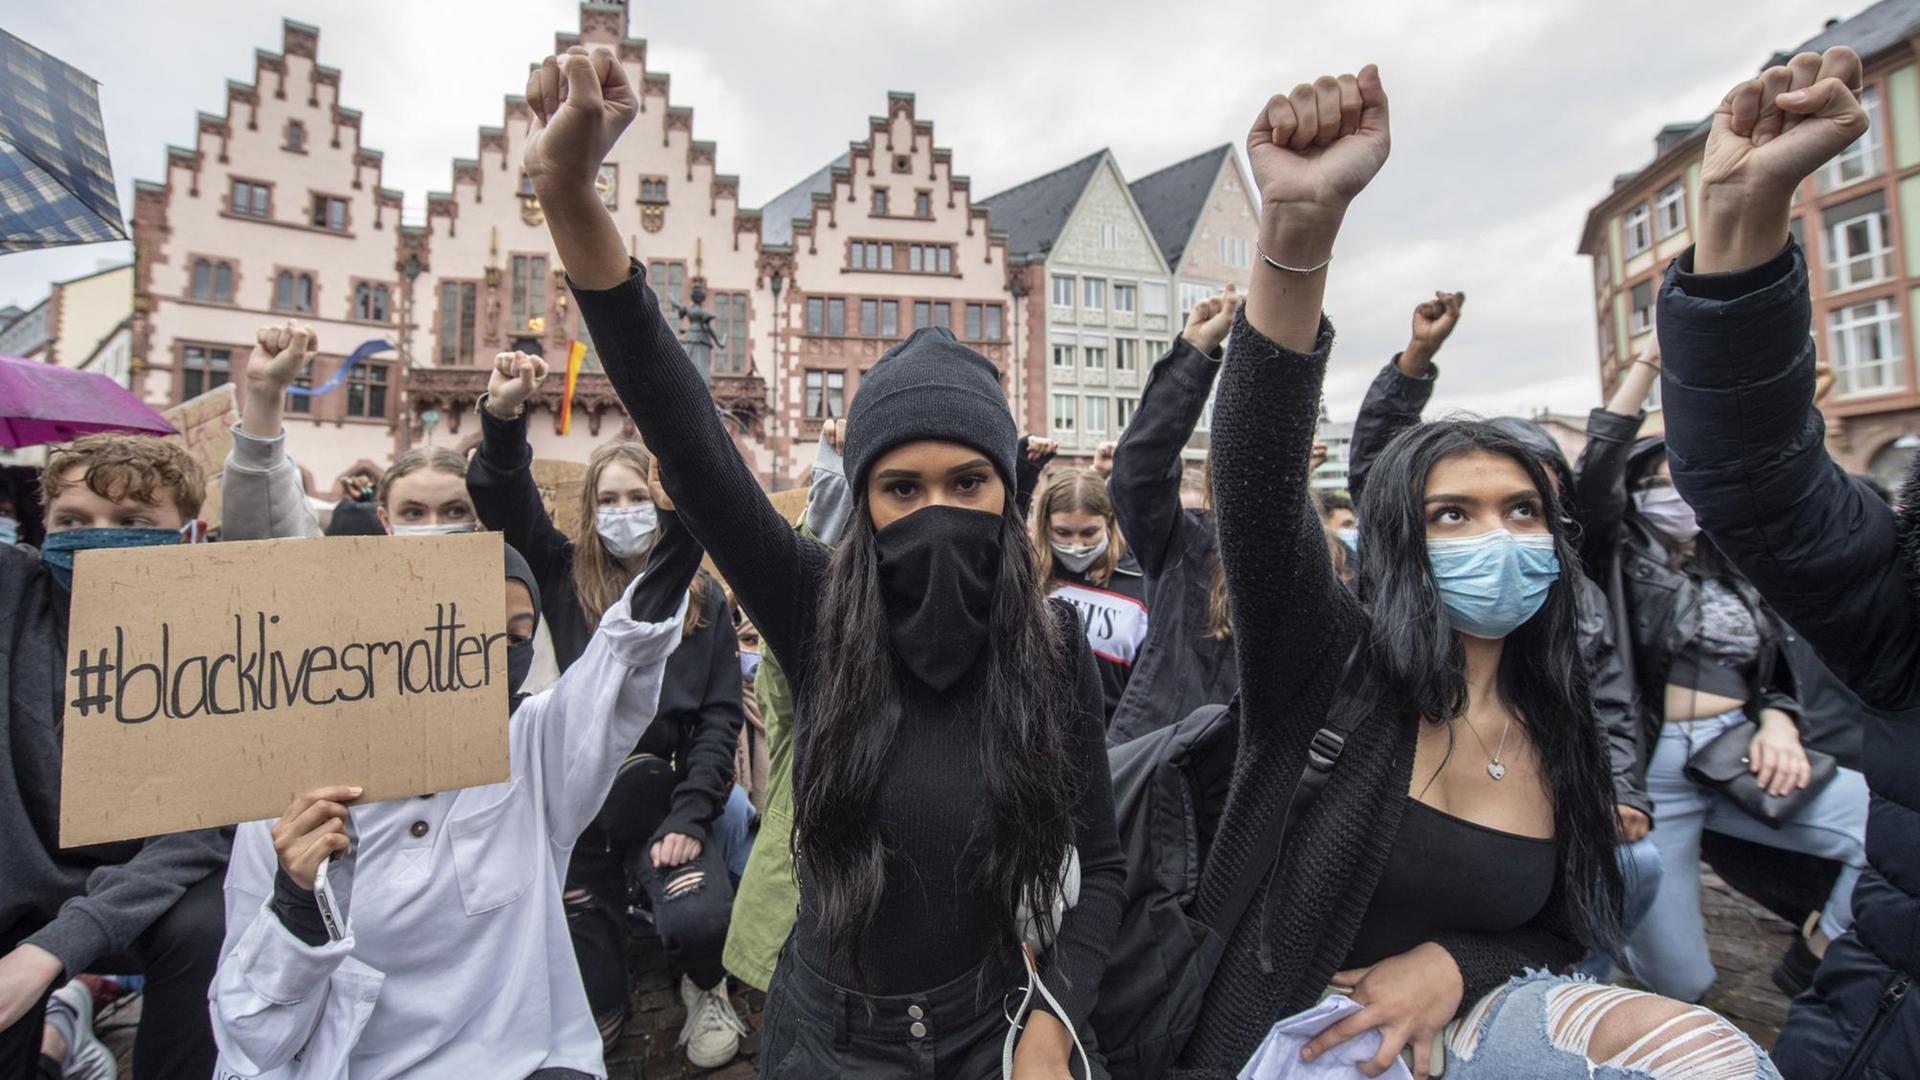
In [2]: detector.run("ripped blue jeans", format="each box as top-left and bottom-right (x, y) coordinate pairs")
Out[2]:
(1442, 971), (1778, 1080)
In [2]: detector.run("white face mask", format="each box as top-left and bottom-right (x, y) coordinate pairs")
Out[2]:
(1051, 533), (1110, 574)
(1633, 486), (1700, 543)
(392, 521), (480, 536)
(0, 514), (20, 545)
(597, 504), (659, 560)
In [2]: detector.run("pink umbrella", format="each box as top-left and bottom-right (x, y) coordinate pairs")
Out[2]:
(0, 354), (175, 447)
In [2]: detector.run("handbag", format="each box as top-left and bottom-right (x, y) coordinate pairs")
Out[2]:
(1683, 718), (1838, 827)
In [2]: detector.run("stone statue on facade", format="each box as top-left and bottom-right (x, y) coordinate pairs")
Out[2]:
(672, 279), (725, 385)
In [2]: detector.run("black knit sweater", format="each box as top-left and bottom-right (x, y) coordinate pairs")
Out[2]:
(1173, 311), (1584, 1077)
(570, 261), (1125, 1033)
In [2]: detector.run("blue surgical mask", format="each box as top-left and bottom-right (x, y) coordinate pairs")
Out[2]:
(739, 650), (762, 681)
(1427, 529), (1559, 639)
(41, 526), (187, 591)
(1335, 527), (1358, 554)
(0, 514), (18, 545)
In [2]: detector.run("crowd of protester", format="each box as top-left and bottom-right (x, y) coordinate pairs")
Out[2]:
(0, 38), (1908, 1080)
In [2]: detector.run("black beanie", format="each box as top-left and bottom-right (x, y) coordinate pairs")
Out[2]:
(841, 326), (1018, 491)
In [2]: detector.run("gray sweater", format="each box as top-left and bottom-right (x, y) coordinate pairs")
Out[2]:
(0, 543), (230, 976)
(219, 424), (322, 541)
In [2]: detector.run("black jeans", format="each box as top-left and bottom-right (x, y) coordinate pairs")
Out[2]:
(566, 754), (733, 1024)
(760, 943), (1042, 1080)
(0, 870), (224, 1080)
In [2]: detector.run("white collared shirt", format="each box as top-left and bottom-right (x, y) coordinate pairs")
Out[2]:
(211, 580), (686, 1079)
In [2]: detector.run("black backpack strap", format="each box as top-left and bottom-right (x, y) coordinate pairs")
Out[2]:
(1208, 645), (1366, 940)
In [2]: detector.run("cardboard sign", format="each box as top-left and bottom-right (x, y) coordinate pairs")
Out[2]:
(530, 458), (588, 539)
(161, 383), (238, 526)
(767, 485), (810, 525)
(59, 533), (511, 845)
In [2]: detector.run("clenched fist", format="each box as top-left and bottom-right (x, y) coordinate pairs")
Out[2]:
(485, 350), (551, 419)
(1182, 288), (1242, 356)
(1247, 67), (1390, 223)
(1699, 47), (1867, 273)
(249, 321), (317, 393)
(524, 46), (638, 197)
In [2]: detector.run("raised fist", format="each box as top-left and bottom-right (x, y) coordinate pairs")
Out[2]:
(1704, 47), (1866, 201)
(486, 351), (551, 418)
(822, 418), (847, 452)
(1409, 291), (1465, 352)
(1247, 67), (1390, 218)
(249, 321), (316, 392)
(523, 46), (638, 196)
(1091, 441), (1117, 478)
(1182, 287), (1243, 355)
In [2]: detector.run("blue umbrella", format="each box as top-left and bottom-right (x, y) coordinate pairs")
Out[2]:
(0, 30), (126, 254)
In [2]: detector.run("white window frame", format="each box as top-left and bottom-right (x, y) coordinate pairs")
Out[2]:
(1623, 204), (1652, 257)
(1084, 395), (1109, 435)
(1052, 393), (1077, 434)
(1655, 181), (1687, 239)
(1100, 223), (1119, 249)
(1829, 297), (1906, 398)
(1084, 342), (1107, 371)
(1113, 282), (1136, 315)
(1826, 205), (1894, 294)
(1219, 235), (1249, 268)
(1629, 281), (1655, 335)
(1116, 396), (1139, 430)
(1823, 87), (1884, 191)
(1051, 274), (1074, 309)
(1051, 342), (1075, 370)
(1083, 277), (1106, 311)
(1114, 338), (1139, 372)
(1179, 282), (1221, 315)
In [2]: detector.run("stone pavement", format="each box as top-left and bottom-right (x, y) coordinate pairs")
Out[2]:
(93, 875), (1797, 1075)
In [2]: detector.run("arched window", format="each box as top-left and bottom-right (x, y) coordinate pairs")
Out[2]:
(372, 285), (391, 322)
(192, 259), (212, 299)
(296, 274), (313, 312)
(213, 262), (233, 302)
(275, 272), (294, 310)
(354, 282), (372, 319)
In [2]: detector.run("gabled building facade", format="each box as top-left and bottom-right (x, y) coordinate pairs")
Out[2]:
(1580, 0), (1920, 488)
(1130, 144), (1260, 461)
(401, 2), (770, 476)
(131, 19), (407, 486)
(983, 149), (1173, 459)
(757, 94), (1013, 485)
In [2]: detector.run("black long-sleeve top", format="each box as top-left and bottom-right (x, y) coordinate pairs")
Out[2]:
(569, 260), (1124, 1029)
(1105, 337), (1239, 744)
(1174, 311), (1586, 1077)
(466, 407), (744, 844)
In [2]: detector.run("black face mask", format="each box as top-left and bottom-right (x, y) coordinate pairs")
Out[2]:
(873, 505), (1003, 691)
(506, 638), (535, 699)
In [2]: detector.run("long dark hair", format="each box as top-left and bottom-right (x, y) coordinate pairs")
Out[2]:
(1352, 420), (1624, 949)
(796, 495), (1081, 976)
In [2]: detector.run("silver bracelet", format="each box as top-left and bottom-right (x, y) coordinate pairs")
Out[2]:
(1255, 242), (1332, 275)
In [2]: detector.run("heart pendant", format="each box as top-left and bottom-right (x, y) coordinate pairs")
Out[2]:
(1486, 761), (1507, 781)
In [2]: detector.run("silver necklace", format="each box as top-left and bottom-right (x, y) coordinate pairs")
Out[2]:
(1462, 712), (1513, 781)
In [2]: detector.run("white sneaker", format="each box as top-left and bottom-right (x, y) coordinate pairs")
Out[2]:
(47, 979), (117, 1080)
(676, 975), (747, 1069)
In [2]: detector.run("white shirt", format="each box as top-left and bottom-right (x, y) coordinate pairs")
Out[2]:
(1049, 578), (1150, 665)
(210, 578), (686, 1080)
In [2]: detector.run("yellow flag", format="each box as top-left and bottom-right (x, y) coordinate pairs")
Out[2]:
(558, 340), (587, 435)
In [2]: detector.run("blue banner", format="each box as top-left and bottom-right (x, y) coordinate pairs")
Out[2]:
(285, 339), (393, 398)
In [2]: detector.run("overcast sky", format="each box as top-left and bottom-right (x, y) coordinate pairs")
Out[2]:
(2, 0), (1855, 419)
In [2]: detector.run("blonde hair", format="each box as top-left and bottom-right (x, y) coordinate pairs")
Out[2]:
(1033, 468), (1123, 588)
(376, 447), (468, 512)
(43, 434), (206, 520)
(572, 439), (708, 635)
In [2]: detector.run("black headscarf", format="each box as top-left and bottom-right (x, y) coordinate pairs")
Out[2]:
(502, 542), (541, 707)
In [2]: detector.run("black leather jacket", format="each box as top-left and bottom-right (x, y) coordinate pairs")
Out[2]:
(1574, 411), (1800, 790)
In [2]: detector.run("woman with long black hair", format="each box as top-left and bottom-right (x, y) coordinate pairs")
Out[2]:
(1179, 66), (1772, 1079)
(521, 46), (1123, 1079)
